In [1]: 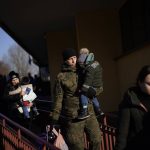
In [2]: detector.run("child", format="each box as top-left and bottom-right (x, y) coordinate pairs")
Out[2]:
(21, 76), (39, 119)
(77, 48), (104, 120)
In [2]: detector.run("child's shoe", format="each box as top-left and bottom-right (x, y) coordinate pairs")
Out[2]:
(95, 109), (105, 123)
(33, 107), (40, 116)
(95, 108), (105, 116)
(77, 108), (90, 120)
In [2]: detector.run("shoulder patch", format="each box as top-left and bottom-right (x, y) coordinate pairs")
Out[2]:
(90, 61), (99, 68)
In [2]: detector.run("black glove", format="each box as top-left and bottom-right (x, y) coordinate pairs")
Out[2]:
(86, 87), (96, 99)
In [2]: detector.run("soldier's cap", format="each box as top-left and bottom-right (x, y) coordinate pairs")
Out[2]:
(62, 48), (77, 61)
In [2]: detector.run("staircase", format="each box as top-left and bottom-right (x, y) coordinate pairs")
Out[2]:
(0, 113), (59, 150)
(0, 98), (117, 150)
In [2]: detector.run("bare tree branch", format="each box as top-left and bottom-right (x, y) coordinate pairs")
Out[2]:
(1, 43), (39, 77)
(7, 44), (30, 76)
(0, 60), (10, 75)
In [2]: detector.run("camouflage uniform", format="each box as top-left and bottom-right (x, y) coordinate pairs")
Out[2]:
(52, 63), (101, 150)
(82, 60), (103, 96)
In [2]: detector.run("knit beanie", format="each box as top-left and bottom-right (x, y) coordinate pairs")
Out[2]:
(8, 71), (16, 77)
(62, 48), (77, 61)
(9, 71), (19, 81)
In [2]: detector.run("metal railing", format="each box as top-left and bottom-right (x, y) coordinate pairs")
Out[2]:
(36, 99), (117, 150)
(0, 98), (116, 150)
(0, 113), (59, 150)
(100, 124), (116, 150)
(84, 117), (116, 150)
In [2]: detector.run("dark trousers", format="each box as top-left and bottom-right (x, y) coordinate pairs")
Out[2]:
(80, 94), (100, 110)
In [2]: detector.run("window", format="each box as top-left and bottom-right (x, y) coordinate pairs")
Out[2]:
(119, 0), (150, 52)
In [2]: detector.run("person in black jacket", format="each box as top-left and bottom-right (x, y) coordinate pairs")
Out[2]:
(3, 71), (23, 122)
(115, 65), (150, 150)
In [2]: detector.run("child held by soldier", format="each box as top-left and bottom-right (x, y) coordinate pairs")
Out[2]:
(77, 48), (104, 120)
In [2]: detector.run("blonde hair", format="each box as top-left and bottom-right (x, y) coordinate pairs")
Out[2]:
(79, 48), (89, 55)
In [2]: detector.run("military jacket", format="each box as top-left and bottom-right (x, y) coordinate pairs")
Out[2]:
(81, 61), (103, 95)
(52, 64), (80, 122)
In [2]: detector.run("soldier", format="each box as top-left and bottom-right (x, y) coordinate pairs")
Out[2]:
(51, 48), (101, 150)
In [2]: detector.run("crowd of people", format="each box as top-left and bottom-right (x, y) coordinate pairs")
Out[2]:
(0, 71), (45, 128)
(1, 47), (150, 150)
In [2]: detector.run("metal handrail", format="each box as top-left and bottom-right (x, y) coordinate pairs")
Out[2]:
(0, 98), (117, 150)
(0, 113), (59, 150)
(84, 116), (116, 150)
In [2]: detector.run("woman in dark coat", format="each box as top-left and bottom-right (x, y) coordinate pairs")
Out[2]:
(3, 71), (23, 121)
(115, 65), (150, 150)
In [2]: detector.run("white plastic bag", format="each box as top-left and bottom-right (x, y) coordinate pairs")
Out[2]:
(23, 91), (37, 102)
